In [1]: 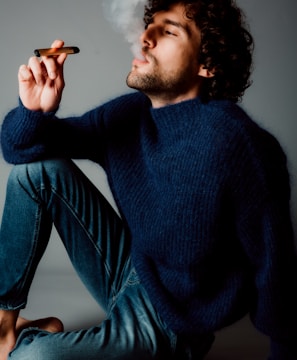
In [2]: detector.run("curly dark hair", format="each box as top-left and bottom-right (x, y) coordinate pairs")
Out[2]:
(144, 0), (254, 102)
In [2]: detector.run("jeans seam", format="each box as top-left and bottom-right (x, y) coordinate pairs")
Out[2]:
(50, 186), (117, 298)
(7, 203), (43, 308)
(107, 267), (139, 315)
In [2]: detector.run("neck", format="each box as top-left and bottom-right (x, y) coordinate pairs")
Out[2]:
(146, 88), (201, 108)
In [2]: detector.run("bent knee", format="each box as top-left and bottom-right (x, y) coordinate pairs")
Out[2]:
(8, 159), (73, 191)
(10, 159), (70, 178)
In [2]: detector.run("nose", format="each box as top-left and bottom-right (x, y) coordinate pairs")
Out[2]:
(140, 26), (156, 48)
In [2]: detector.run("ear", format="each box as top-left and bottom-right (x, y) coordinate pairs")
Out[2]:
(197, 65), (215, 78)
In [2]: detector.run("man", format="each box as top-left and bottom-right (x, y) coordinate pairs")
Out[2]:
(0, 0), (296, 359)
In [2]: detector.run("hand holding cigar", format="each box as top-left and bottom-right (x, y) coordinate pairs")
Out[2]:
(18, 40), (73, 113)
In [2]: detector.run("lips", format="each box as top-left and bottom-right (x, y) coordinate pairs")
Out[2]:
(132, 57), (149, 66)
(132, 51), (151, 66)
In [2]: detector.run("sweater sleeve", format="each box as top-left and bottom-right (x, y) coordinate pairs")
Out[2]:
(1, 101), (56, 163)
(230, 126), (297, 359)
(1, 100), (106, 164)
(1, 92), (147, 165)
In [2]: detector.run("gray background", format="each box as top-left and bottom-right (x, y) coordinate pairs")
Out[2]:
(0, 1), (296, 358)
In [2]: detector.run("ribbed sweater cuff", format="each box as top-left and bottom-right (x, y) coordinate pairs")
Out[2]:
(18, 98), (58, 116)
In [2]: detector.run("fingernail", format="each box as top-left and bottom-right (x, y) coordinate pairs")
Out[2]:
(49, 71), (56, 79)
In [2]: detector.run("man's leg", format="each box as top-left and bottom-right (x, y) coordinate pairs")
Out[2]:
(0, 314), (62, 360)
(0, 159), (215, 359)
(0, 160), (126, 353)
(0, 159), (131, 310)
(8, 271), (173, 360)
(0, 160), (57, 359)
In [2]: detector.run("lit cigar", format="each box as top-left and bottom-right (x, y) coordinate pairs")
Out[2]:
(34, 46), (80, 57)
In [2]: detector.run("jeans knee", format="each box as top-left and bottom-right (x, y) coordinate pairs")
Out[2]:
(10, 159), (67, 181)
(8, 159), (71, 197)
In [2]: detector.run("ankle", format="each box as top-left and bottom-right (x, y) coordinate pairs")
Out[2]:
(0, 324), (16, 356)
(0, 334), (16, 360)
(0, 330), (16, 346)
(0, 309), (19, 338)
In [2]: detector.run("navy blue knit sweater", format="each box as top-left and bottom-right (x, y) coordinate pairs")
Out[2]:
(1, 92), (297, 358)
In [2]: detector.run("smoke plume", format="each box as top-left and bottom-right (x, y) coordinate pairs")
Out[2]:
(102, 0), (147, 58)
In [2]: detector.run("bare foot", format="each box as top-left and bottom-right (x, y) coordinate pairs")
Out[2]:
(16, 316), (64, 334)
(0, 315), (63, 359)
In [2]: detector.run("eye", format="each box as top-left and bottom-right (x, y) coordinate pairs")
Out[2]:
(165, 29), (177, 36)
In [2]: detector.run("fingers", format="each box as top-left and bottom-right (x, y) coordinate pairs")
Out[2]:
(50, 39), (64, 48)
(41, 57), (59, 80)
(47, 39), (68, 68)
(18, 39), (67, 79)
(17, 40), (67, 112)
(18, 64), (33, 82)
(18, 57), (47, 86)
(24, 40), (67, 82)
(18, 58), (57, 86)
(43, 53), (68, 78)
(18, 59), (44, 88)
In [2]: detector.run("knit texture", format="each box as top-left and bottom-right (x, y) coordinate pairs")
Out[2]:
(1, 92), (297, 357)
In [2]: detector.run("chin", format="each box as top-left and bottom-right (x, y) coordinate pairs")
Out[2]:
(126, 73), (141, 90)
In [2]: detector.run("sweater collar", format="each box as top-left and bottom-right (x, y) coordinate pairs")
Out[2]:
(149, 97), (203, 136)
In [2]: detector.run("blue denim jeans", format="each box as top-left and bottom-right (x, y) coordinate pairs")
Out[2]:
(0, 159), (213, 359)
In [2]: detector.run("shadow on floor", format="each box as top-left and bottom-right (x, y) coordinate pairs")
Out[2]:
(205, 316), (270, 360)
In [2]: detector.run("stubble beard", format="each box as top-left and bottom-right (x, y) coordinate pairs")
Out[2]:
(126, 53), (179, 96)
(126, 67), (169, 96)
(126, 60), (197, 99)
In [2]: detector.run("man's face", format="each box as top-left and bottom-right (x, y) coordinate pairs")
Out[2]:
(126, 3), (205, 106)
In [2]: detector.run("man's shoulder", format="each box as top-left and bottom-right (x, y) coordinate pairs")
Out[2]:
(204, 100), (275, 143)
(202, 100), (287, 165)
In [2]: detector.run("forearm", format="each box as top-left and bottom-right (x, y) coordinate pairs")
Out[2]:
(1, 102), (57, 164)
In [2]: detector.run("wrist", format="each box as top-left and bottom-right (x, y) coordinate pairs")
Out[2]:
(19, 98), (59, 115)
